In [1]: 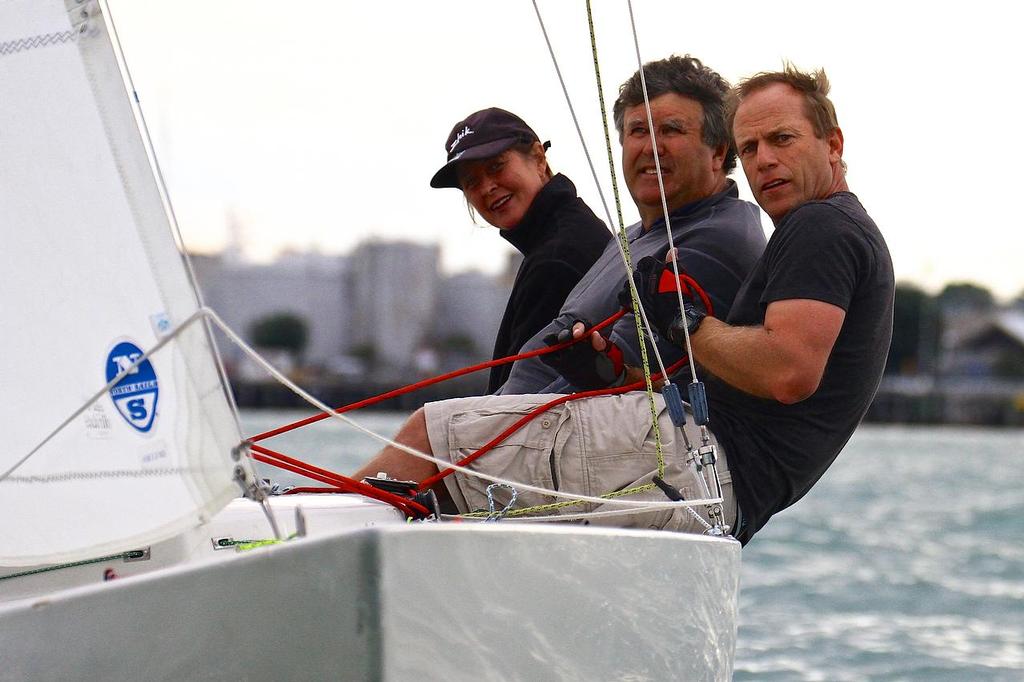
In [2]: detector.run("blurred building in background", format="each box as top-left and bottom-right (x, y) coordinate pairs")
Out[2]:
(192, 236), (1024, 424)
(191, 238), (515, 387)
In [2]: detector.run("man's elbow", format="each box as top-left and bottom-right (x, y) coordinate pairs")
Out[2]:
(770, 370), (821, 405)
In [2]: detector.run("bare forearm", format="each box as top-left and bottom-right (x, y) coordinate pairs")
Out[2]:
(613, 325), (771, 395)
(621, 322), (782, 395)
(692, 300), (846, 404)
(689, 318), (773, 398)
(690, 317), (806, 403)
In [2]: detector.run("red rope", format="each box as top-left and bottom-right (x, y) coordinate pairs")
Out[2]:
(252, 450), (418, 518)
(251, 444), (430, 518)
(416, 356), (688, 491)
(683, 272), (714, 317)
(248, 310), (626, 443)
(416, 274), (713, 490)
(282, 486), (347, 495)
(245, 302), (700, 512)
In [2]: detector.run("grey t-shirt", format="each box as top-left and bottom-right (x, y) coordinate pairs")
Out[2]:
(498, 181), (766, 394)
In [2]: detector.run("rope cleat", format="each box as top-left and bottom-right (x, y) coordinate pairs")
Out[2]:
(362, 472), (440, 520)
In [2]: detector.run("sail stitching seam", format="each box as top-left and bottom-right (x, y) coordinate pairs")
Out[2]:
(3, 468), (198, 484)
(0, 29), (77, 58)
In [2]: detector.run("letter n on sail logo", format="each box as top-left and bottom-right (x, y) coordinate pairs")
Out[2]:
(106, 340), (159, 434)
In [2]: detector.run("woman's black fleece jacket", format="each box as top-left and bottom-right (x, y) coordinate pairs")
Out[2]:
(487, 173), (610, 393)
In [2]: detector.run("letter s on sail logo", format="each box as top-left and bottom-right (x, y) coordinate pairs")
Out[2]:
(105, 340), (159, 434)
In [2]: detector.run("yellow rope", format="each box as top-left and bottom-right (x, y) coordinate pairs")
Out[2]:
(460, 482), (658, 518)
(458, 2), (665, 520)
(585, 0), (665, 481)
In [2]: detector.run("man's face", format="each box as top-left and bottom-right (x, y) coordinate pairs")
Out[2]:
(733, 83), (844, 223)
(621, 93), (726, 228)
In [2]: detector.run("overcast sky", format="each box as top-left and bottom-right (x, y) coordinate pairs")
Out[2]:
(106, 0), (1022, 300)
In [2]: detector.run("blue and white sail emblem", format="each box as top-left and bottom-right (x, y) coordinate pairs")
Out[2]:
(106, 341), (159, 433)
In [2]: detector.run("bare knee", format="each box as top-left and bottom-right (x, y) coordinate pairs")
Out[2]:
(400, 407), (428, 441)
(352, 407), (436, 482)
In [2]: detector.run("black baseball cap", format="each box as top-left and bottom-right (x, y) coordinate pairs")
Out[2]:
(430, 107), (548, 189)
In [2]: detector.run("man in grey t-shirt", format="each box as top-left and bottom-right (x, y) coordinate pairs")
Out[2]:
(500, 55), (765, 394)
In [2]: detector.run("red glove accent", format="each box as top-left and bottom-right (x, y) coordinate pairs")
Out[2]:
(655, 267), (715, 317)
(604, 338), (625, 378)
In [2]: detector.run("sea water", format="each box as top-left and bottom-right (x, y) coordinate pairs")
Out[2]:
(240, 411), (1024, 680)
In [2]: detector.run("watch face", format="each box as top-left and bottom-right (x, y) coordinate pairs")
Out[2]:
(686, 307), (705, 334)
(667, 315), (687, 346)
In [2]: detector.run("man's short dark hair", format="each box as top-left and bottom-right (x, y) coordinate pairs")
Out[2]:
(612, 54), (735, 174)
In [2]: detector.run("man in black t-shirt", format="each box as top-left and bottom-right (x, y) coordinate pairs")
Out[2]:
(633, 67), (894, 544)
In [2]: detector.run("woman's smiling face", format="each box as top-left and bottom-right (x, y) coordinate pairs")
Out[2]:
(457, 144), (548, 230)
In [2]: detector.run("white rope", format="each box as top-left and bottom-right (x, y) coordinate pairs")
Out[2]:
(531, 0), (714, 529)
(529, 0), (669, 381)
(447, 504), (714, 530)
(98, 0), (244, 432)
(624, 0), (700, 384)
(3, 304), (720, 515)
(207, 310), (722, 511)
(0, 308), (209, 484)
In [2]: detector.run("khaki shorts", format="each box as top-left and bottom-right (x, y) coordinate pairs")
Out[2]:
(423, 391), (736, 534)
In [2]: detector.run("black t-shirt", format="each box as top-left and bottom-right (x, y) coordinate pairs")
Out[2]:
(706, 192), (894, 545)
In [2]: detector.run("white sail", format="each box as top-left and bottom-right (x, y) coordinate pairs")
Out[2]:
(0, 0), (241, 566)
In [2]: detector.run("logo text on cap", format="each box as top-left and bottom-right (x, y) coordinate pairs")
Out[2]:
(449, 126), (474, 153)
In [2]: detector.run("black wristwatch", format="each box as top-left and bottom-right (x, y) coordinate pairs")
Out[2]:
(666, 306), (705, 346)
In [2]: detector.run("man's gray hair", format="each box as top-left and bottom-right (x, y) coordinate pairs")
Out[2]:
(612, 54), (735, 174)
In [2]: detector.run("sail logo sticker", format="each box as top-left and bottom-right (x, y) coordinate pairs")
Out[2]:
(106, 341), (159, 434)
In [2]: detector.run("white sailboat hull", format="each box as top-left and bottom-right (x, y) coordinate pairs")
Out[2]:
(0, 515), (740, 681)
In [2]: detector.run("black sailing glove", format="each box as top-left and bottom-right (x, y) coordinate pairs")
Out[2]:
(540, 319), (627, 390)
(620, 256), (709, 347)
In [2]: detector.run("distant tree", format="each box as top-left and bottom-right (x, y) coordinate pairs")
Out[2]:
(349, 343), (377, 365)
(887, 283), (938, 375)
(440, 333), (478, 357)
(249, 312), (309, 359)
(937, 282), (995, 312)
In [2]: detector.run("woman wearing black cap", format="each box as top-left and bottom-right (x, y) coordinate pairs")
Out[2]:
(431, 108), (610, 393)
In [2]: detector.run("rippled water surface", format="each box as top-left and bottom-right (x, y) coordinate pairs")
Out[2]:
(240, 411), (1024, 680)
(734, 425), (1024, 681)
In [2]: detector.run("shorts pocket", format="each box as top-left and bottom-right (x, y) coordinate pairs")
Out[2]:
(551, 395), (669, 500)
(447, 405), (570, 512)
(585, 459), (691, 529)
(571, 394), (662, 457)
